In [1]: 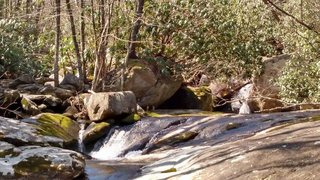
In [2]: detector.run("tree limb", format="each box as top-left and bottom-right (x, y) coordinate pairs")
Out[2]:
(264, 0), (320, 35)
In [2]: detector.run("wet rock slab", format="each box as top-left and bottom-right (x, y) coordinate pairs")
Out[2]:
(137, 110), (320, 180)
(0, 144), (85, 179)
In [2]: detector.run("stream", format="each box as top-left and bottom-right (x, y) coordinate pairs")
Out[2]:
(78, 110), (320, 179)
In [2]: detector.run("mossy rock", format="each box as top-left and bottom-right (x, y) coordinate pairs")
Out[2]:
(1, 146), (85, 179)
(121, 113), (141, 124)
(83, 122), (110, 144)
(34, 113), (80, 146)
(0, 141), (21, 158)
(21, 97), (41, 115)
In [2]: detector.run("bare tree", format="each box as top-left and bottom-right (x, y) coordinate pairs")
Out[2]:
(127, 0), (145, 60)
(54, 0), (61, 87)
(80, 0), (87, 82)
(66, 0), (83, 83)
(92, 0), (115, 91)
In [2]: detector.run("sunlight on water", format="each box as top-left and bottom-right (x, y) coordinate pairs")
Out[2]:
(78, 122), (86, 153)
(90, 128), (129, 160)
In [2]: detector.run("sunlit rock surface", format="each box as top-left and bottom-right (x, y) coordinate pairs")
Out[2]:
(0, 145), (85, 179)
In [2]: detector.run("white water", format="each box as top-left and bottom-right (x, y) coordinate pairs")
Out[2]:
(90, 128), (130, 160)
(78, 122), (86, 153)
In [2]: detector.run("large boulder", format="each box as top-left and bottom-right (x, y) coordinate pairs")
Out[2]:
(0, 116), (63, 147)
(22, 113), (80, 146)
(85, 91), (137, 121)
(0, 144), (85, 179)
(122, 60), (183, 108)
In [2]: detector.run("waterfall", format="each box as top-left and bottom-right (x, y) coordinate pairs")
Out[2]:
(89, 117), (188, 160)
(90, 127), (132, 160)
(78, 122), (86, 153)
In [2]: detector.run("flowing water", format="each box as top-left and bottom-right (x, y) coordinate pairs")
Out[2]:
(90, 116), (190, 160)
(78, 122), (86, 153)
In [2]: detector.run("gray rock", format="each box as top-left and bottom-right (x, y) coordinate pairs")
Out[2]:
(0, 141), (21, 158)
(0, 145), (85, 179)
(60, 73), (82, 91)
(137, 110), (320, 180)
(54, 87), (75, 100)
(22, 113), (80, 146)
(16, 84), (42, 93)
(86, 91), (137, 121)
(0, 116), (63, 147)
(21, 97), (41, 115)
(83, 122), (110, 144)
(8, 74), (35, 89)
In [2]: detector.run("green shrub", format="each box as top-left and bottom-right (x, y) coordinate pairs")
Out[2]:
(0, 19), (46, 77)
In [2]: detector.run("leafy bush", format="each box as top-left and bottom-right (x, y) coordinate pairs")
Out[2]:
(0, 19), (46, 77)
(139, 0), (276, 78)
(275, 1), (320, 103)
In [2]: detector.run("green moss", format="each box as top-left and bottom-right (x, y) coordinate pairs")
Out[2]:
(83, 122), (110, 144)
(13, 157), (53, 177)
(0, 148), (20, 158)
(161, 168), (177, 173)
(121, 114), (141, 124)
(146, 111), (165, 118)
(35, 113), (80, 145)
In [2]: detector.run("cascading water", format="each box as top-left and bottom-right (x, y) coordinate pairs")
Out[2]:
(78, 122), (86, 153)
(90, 117), (189, 160)
(90, 126), (132, 160)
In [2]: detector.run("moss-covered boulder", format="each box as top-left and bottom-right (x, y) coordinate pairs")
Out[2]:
(160, 86), (213, 111)
(83, 122), (110, 144)
(0, 146), (85, 179)
(22, 113), (80, 146)
(0, 116), (63, 147)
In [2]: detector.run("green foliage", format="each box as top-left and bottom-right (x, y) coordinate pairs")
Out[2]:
(139, 0), (276, 78)
(0, 19), (47, 76)
(275, 1), (320, 103)
(277, 36), (320, 103)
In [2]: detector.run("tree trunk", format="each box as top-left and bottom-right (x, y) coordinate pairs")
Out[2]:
(92, 0), (115, 91)
(66, 0), (83, 83)
(80, 0), (87, 82)
(127, 0), (145, 60)
(54, 0), (61, 87)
